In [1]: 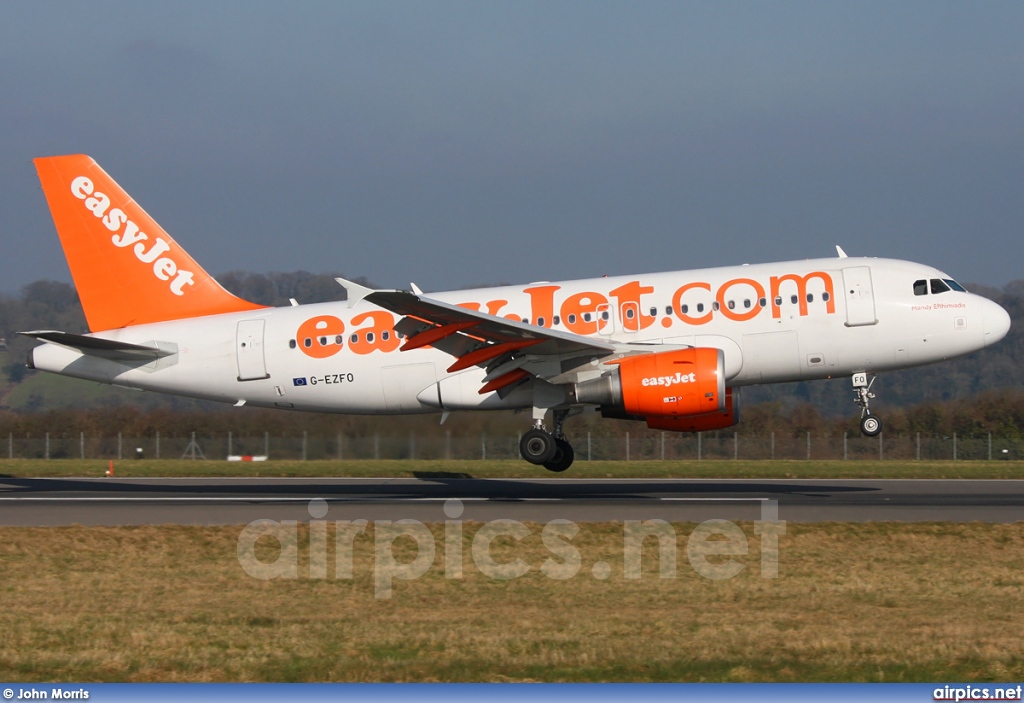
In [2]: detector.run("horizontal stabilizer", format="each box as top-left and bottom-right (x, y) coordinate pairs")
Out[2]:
(19, 330), (175, 361)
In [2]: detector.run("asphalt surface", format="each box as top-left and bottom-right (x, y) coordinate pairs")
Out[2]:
(1, 476), (1023, 525)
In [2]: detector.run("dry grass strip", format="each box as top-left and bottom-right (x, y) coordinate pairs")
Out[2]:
(1, 521), (1022, 682)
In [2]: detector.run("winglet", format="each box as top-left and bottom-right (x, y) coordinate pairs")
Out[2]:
(335, 277), (375, 308)
(836, 245), (848, 258)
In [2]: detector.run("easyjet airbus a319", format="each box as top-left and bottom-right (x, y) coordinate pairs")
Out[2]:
(23, 155), (1011, 470)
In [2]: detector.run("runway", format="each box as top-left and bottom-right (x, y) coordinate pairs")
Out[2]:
(1, 475), (1023, 525)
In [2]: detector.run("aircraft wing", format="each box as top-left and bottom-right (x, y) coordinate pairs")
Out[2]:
(353, 284), (617, 394)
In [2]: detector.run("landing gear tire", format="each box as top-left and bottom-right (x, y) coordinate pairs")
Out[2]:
(520, 429), (557, 465)
(860, 413), (882, 437)
(543, 438), (575, 473)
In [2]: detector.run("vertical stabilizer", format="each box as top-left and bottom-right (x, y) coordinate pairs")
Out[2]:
(34, 154), (266, 331)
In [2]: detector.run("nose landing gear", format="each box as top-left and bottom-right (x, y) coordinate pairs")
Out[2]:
(852, 372), (883, 437)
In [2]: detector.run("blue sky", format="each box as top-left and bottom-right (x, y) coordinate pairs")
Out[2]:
(2, 1), (1022, 293)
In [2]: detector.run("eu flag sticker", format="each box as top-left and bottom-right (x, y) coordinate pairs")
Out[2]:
(293, 377), (308, 386)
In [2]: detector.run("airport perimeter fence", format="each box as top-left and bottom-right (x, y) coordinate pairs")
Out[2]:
(3, 430), (1023, 461)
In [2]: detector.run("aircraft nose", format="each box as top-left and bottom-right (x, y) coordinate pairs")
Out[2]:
(982, 298), (1011, 347)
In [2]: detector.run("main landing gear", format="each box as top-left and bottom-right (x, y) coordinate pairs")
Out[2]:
(519, 408), (575, 472)
(853, 372), (883, 437)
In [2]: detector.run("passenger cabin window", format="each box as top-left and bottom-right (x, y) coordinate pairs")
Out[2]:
(289, 339), (297, 349)
(601, 311), (609, 321)
(536, 317), (545, 327)
(930, 279), (951, 294)
(727, 300), (735, 310)
(774, 296), (782, 306)
(759, 298), (767, 307)
(822, 292), (830, 302)
(553, 316), (560, 325)
(625, 308), (635, 319)
(913, 280), (928, 296)
(682, 304), (689, 314)
(335, 335), (344, 344)
(649, 306), (658, 317)
(743, 299), (751, 309)
(696, 303), (704, 313)
(664, 306), (672, 316)
(583, 312), (592, 322)
(790, 295), (798, 305)
(568, 314), (577, 324)
(807, 293), (814, 303)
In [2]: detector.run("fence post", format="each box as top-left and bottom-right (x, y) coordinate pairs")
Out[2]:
(771, 432), (775, 460)
(337, 432), (343, 461)
(916, 432), (920, 461)
(445, 431), (451, 460)
(481, 434), (486, 461)
(843, 432), (848, 461)
(879, 432), (883, 461)
(988, 433), (992, 461)
(625, 432), (630, 462)
(661, 432), (665, 461)
(697, 432), (702, 460)
(8, 432), (12, 460)
(733, 432), (738, 460)
(302, 431), (307, 461)
(806, 432), (811, 460)
(587, 432), (591, 461)
(45, 432), (49, 460)
(265, 431), (270, 459)
(228, 431), (233, 457)
(80, 432), (84, 460)
(117, 432), (122, 460)
(156, 431), (160, 460)
(953, 432), (957, 461)
(409, 432), (416, 460)
(374, 433), (380, 460)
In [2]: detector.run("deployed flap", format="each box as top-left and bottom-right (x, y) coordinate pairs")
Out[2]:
(366, 289), (616, 360)
(19, 330), (175, 361)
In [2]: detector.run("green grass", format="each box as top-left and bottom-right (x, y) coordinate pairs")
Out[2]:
(0, 458), (1023, 479)
(3, 370), (143, 409)
(1, 522), (1023, 681)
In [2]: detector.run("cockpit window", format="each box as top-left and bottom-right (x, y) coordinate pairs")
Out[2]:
(944, 279), (967, 292)
(930, 279), (950, 294)
(913, 280), (927, 296)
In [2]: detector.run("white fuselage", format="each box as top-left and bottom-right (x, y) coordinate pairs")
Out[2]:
(30, 257), (1010, 415)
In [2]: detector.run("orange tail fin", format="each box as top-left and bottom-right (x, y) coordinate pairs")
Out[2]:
(34, 154), (267, 331)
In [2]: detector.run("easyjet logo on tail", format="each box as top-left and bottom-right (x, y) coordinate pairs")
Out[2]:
(70, 176), (195, 296)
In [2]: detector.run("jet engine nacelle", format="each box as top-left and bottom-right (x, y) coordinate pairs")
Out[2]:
(645, 388), (739, 432)
(574, 347), (726, 418)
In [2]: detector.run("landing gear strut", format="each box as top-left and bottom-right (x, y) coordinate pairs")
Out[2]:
(852, 372), (883, 437)
(519, 408), (576, 472)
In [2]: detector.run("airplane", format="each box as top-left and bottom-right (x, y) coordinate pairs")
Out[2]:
(23, 154), (1011, 471)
